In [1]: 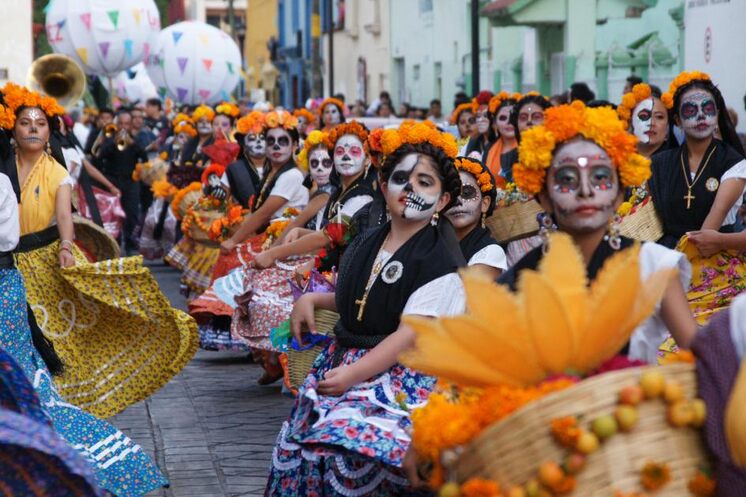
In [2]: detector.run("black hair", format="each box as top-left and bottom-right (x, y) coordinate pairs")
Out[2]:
(116, 108), (132, 118)
(333, 93), (346, 103)
(453, 91), (470, 109)
(379, 142), (461, 211)
(99, 107), (115, 116)
(672, 79), (745, 156)
(380, 91), (390, 100)
(570, 82), (595, 103)
(627, 75), (644, 86)
(454, 156), (497, 216)
(430, 99), (441, 107)
(491, 97), (520, 139)
(650, 85), (662, 98)
(510, 94), (552, 143)
(587, 99), (617, 110)
(146, 98), (162, 110)
(322, 102), (346, 125)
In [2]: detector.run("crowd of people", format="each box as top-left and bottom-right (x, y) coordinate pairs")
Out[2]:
(1, 68), (746, 496)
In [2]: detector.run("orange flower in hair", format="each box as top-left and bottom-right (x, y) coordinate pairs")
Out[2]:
(174, 122), (197, 138)
(455, 157), (494, 193)
(0, 82), (64, 129)
(324, 120), (369, 150)
(450, 102), (474, 125)
(171, 112), (192, 127)
(236, 111), (265, 135)
(380, 121), (458, 160)
(661, 70), (711, 109)
(263, 110), (298, 132)
(293, 108), (316, 125)
(488, 91), (522, 115)
(191, 104), (215, 123)
(0, 105), (15, 130)
(215, 102), (240, 118)
(617, 83), (653, 127)
(318, 97), (345, 118)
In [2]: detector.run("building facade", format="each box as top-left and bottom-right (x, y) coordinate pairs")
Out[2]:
(244, 0), (279, 100)
(1, 0), (32, 85)
(274, 0), (313, 108)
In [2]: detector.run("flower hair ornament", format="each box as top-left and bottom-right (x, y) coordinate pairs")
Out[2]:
(449, 102), (474, 125)
(262, 110), (298, 132)
(174, 121), (197, 138)
(171, 112), (193, 128)
(0, 82), (64, 130)
(488, 91), (522, 115)
(296, 130), (329, 171)
(215, 102), (240, 118)
(454, 157), (494, 193)
(661, 71), (711, 110)
(513, 101), (651, 195)
(323, 120), (369, 150)
(191, 104), (216, 123)
(366, 128), (385, 168)
(235, 111), (266, 135)
(617, 83), (652, 127)
(293, 108), (316, 125)
(380, 120), (459, 161)
(318, 97), (345, 118)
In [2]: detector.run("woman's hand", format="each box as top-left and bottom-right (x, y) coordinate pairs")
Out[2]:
(402, 446), (430, 489)
(59, 248), (75, 268)
(290, 294), (317, 344)
(108, 184), (121, 196)
(220, 238), (237, 255)
(317, 365), (358, 396)
(283, 227), (303, 245)
(253, 250), (276, 270)
(687, 229), (724, 257)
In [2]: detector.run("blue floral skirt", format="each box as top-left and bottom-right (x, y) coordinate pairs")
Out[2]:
(265, 341), (434, 496)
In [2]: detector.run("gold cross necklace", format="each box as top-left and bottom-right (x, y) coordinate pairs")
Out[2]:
(354, 233), (391, 321)
(680, 145), (717, 209)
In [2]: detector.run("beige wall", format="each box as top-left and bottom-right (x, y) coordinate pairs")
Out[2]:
(322, 0), (390, 104)
(0, 0), (32, 85)
(244, 0), (277, 90)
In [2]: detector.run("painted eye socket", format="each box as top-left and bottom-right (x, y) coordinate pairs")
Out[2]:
(680, 102), (699, 119)
(590, 166), (614, 190)
(497, 115), (509, 122)
(530, 112), (545, 123)
(553, 166), (580, 192)
(321, 158), (332, 168)
(464, 117), (476, 125)
(335, 146), (346, 156)
(391, 170), (410, 185)
(702, 99), (717, 117)
(460, 184), (479, 200)
(636, 109), (652, 122)
(348, 146), (363, 157)
(267, 136), (290, 147)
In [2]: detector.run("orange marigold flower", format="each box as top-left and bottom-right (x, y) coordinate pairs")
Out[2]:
(688, 470), (715, 497)
(450, 102), (474, 125)
(551, 416), (581, 448)
(513, 165), (545, 195)
(640, 461), (671, 491)
(460, 477), (500, 497)
(662, 70), (711, 109)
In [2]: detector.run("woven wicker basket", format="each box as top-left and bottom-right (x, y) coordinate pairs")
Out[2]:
(72, 215), (120, 261)
(286, 309), (340, 391)
(452, 364), (706, 495)
(177, 189), (203, 220)
(486, 200), (542, 243)
(188, 210), (222, 246)
(619, 197), (664, 242)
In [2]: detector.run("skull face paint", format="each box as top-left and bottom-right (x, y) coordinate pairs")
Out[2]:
(678, 88), (718, 140)
(212, 115), (232, 139)
(517, 103), (545, 132)
(385, 153), (442, 221)
(495, 105), (515, 139)
(244, 133), (266, 158)
(323, 104), (342, 127)
(14, 107), (49, 152)
(631, 98), (654, 144)
(196, 118), (213, 136)
(265, 128), (293, 165)
(309, 146), (332, 186)
(475, 105), (490, 135)
(445, 171), (483, 229)
(546, 139), (620, 235)
(333, 134), (365, 177)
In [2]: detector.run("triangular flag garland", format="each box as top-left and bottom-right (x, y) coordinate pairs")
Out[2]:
(143, 42), (151, 61)
(99, 42), (110, 59)
(176, 88), (188, 102)
(202, 59), (213, 72)
(123, 39), (134, 58)
(172, 31), (183, 45)
(80, 12), (91, 31)
(226, 62), (234, 74)
(107, 10), (119, 29)
(198, 89), (211, 101)
(177, 57), (188, 75)
(198, 33), (209, 45)
(132, 8), (142, 25)
(76, 47), (88, 65)
(158, 87), (167, 98)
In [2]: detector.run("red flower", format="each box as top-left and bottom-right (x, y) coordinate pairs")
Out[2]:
(359, 447), (377, 457)
(325, 223), (346, 244)
(344, 426), (360, 439)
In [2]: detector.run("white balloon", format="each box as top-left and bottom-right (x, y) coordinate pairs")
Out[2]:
(145, 21), (242, 105)
(45, 0), (161, 77)
(113, 62), (157, 102)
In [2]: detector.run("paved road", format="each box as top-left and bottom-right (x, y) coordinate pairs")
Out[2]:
(110, 262), (293, 497)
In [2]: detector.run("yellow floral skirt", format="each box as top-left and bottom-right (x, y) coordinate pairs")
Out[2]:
(15, 241), (199, 419)
(164, 236), (220, 294)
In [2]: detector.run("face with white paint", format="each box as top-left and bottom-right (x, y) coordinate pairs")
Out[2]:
(445, 171), (489, 230)
(677, 87), (718, 141)
(196, 117), (213, 136)
(631, 98), (654, 144)
(244, 133), (266, 158)
(309, 146), (332, 186)
(213, 114), (232, 139)
(383, 153), (449, 222)
(539, 138), (622, 236)
(333, 134), (366, 177)
(14, 107), (49, 154)
(265, 127), (294, 166)
(296, 116), (308, 136)
(475, 105), (490, 135)
(323, 104), (342, 127)
(494, 105), (515, 140)
(175, 131), (190, 149)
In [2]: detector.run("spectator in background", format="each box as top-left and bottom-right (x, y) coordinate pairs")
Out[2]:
(132, 106), (156, 153)
(569, 82), (595, 103)
(427, 99), (443, 121)
(333, 93), (346, 104)
(377, 102), (393, 118)
(84, 107), (115, 156)
(550, 93), (569, 107)
(351, 100), (367, 118)
(367, 91), (392, 116)
(238, 97), (252, 116)
(144, 98), (169, 150)
(398, 102), (410, 118)
(454, 91), (470, 109)
(69, 109), (90, 148)
(623, 74), (644, 94)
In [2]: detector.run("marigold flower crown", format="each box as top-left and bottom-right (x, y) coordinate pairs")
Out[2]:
(381, 120), (459, 162)
(514, 101), (651, 195)
(454, 157), (494, 193)
(661, 70), (711, 110)
(323, 120), (369, 150)
(318, 97), (345, 119)
(488, 91), (522, 115)
(191, 104), (215, 123)
(366, 128), (385, 168)
(235, 111), (265, 135)
(215, 102), (240, 118)
(171, 112), (192, 128)
(0, 82), (64, 130)
(449, 102), (474, 125)
(262, 110), (298, 132)
(297, 130), (329, 171)
(617, 83), (652, 127)
(174, 122), (197, 138)
(293, 108), (316, 124)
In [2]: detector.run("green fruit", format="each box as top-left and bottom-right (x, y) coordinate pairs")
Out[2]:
(438, 482), (461, 497)
(591, 414), (618, 440)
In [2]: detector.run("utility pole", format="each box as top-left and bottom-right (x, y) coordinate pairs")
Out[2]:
(311, 0), (323, 97)
(471, 0), (480, 95)
(326, 0), (334, 96)
(227, 0), (236, 41)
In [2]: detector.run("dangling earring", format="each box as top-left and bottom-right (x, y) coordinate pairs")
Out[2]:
(45, 141), (52, 155)
(481, 212), (487, 229)
(537, 212), (555, 254)
(606, 214), (622, 250)
(430, 212), (439, 227)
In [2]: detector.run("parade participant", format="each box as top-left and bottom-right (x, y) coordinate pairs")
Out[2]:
(464, 90), (495, 160)
(0, 82), (198, 421)
(500, 101), (696, 362)
(144, 97), (170, 149)
(83, 107), (113, 157)
(222, 111), (266, 208)
(213, 101), (240, 140)
(318, 97), (345, 131)
(95, 108), (148, 254)
(450, 102), (477, 152)
(293, 107), (316, 139)
(648, 71), (746, 325)
(265, 121), (464, 495)
(446, 156), (506, 279)
(0, 170), (168, 496)
(617, 83), (675, 159)
(166, 114), (202, 187)
(484, 91), (521, 178)
(181, 104), (216, 170)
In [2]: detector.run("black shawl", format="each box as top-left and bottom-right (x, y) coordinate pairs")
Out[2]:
(460, 225), (498, 263)
(224, 157), (263, 208)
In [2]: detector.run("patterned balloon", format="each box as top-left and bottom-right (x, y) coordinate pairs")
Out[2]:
(45, 0), (160, 77)
(145, 21), (242, 105)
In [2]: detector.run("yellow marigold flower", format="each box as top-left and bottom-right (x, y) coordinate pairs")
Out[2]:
(518, 127), (556, 171)
(512, 164), (546, 195)
(617, 201), (633, 217)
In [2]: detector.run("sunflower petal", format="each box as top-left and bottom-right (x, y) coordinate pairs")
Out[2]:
(461, 267), (520, 324)
(540, 233), (589, 332)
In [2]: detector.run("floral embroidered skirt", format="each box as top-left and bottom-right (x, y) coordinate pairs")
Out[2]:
(266, 342), (434, 496)
(0, 268), (168, 495)
(139, 198), (178, 260)
(14, 242), (199, 419)
(165, 236), (220, 294)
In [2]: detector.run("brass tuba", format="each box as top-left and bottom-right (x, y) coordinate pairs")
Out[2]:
(27, 54), (86, 110)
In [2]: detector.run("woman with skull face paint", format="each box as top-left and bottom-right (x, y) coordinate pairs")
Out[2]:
(618, 84), (677, 160)
(451, 102), (478, 153)
(483, 91), (521, 178)
(446, 157), (507, 279)
(464, 91), (496, 161)
(647, 72), (746, 325)
(293, 108), (316, 140)
(318, 97), (346, 132)
(221, 111), (267, 208)
(179, 104), (216, 171)
(496, 101), (696, 365)
(265, 121), (464, 496)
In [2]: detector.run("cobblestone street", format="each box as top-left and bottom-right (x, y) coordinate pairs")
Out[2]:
(111, 263), (293, 497)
